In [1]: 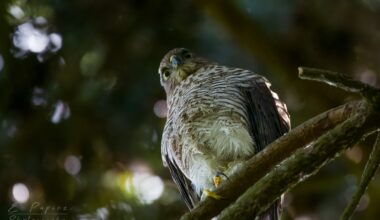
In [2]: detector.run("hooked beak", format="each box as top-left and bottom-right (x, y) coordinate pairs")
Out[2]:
(170, 55), (182, 69)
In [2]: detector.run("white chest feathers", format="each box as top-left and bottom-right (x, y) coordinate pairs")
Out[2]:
(207, 118), (254, 160)
(186, 117), (255, 194)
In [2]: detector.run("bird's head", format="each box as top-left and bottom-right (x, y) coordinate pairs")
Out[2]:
(158, 48), (212, 95)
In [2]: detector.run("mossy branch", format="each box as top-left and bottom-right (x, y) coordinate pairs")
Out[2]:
(341, 133), (380, 220)
(219, 105), (372, 219)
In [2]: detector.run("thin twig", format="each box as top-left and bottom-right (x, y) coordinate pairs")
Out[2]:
(341, 133), (380, 220)
(298, 67), (380, 101)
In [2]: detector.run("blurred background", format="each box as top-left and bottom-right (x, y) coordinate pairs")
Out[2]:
(1, 0), (380, 219)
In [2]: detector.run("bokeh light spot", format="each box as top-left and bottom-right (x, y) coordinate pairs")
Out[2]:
(2, 120), (17, 137)
(51, 100), (70, 124)
(12, 183), (30, 203)
(80, 50), (104, 76)
(49, 33), (63, 52)
(32, 87), (47, 106)
(96, 207), (109, 219)
(345, 145), (363, 164)
(125, 172), (164, 204)
(64, 155), (81, 176)
(13, 22), (50, 53)
(356, 194), (370, 211)
(12, 18), (63, 56)
(358, 69), (377, 87)
(8, 5), (25, 20)
(102, 170), (118, 189)
(153, 100), (167, 118)
(34, 16), (47, 25)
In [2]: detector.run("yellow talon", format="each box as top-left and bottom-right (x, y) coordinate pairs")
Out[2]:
(203, 189), (222, 200)
(213, 175), (222, 187)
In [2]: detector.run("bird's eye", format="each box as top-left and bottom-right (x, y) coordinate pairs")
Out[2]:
(162, 69), (171, 81)
(182, 50), (192, 59)
(184, 53), (192, 59)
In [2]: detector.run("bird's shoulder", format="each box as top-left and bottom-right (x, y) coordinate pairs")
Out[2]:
(192, 65), (266, 82)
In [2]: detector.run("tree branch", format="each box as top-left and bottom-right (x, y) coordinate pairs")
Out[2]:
(341, 133), (380, 220)
(219, 104), (375, 219)
(181, 101), (362, 220)
(298, 67), (380, 99)
(216, 67), (380, 219)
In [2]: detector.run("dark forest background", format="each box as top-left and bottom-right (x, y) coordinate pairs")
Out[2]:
(1, 1), (380, 219)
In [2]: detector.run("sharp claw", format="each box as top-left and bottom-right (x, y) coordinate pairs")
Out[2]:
(213, 175), (222, 187)
(203, 189), (222, 200)
(213, 171), (229, 187)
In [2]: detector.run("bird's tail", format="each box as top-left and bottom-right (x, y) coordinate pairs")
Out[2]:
(258, 199), (281, 220)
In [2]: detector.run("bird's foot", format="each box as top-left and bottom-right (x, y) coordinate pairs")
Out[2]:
(202, 171), (228, 200)
(213, 171), (228, 187)
(202, 189), (222, 200)
(213, 175), (222, 187)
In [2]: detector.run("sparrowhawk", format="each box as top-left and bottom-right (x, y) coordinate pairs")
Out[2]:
(158, 48), (290, 219)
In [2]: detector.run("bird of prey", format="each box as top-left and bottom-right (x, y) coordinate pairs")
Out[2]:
(158, 48), (290, 219)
